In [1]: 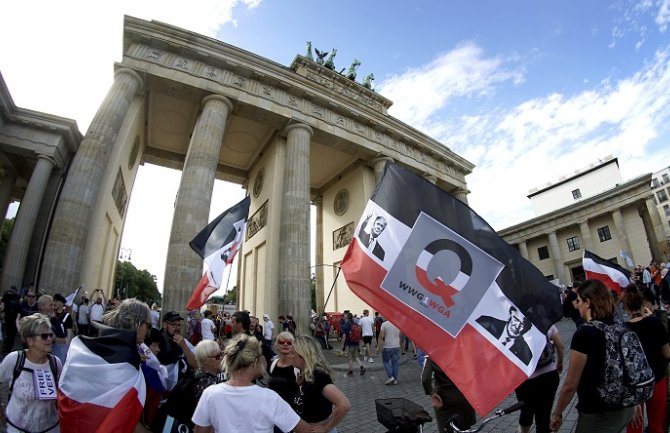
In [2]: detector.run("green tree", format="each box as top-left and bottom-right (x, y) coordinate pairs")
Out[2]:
(223, 285), (237, 305)
(114, 260), (161, 305)
(0, 217), (14, 272)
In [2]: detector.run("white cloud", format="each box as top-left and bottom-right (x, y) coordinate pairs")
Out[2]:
(658, 0), (670, 31)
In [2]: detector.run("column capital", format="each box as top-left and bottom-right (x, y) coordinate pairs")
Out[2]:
(312, 196), (323, 207)
(202, 94), (233, 112)
(283, 122), (314, 137)
(372, 156), (394, 167)
(114, 68), (144, 94)
(36, 154), (56, 166)
(423, 173), (437, 184)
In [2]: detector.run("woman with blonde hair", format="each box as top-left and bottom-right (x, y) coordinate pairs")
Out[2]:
(0, 313), (62, 432)
(269, 331), (299, 404)
(291, 335), (351, 433)
(192, 334), (310, 433)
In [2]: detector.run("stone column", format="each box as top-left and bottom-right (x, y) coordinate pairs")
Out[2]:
(612, 209), (634, 261)
(163, 95), (233, 317)
(0, 171), (16, 228)
(548, 232), (567, 283)
(313, 196), (325, 314)
(639, 200), (663, 260)
(579, 221), (594, 252)
(518, 241), (529, 260)
(372, 156), (394, 182)
(278, 123), (312, 335)
(453, 188), (470, 204)
(1, 155), (55, 290)
(424, 174), (437, 184)
(40, 68), (143, 291)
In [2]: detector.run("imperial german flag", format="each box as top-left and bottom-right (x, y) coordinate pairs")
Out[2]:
(187, 196), (250, 310)
(341, 164), (562, 415)
(583, 249), (631, 295)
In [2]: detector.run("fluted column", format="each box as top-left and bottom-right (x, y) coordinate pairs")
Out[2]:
(612, 209), (634, 261)
(453, 188), (470, 204)
(40, 68), (143, 291)
(313, 196), (325, 314)
(0, 171), (16, 228)
(518, 241), (529, 260)
(279, 123), (312, 335)
(372, 156), (394, 182)
(579, 221), (594, 252)
(548, 231), (567, 283)
(163, 95), (233, 316)
(640, 200), (663, 260)
(1, 155), (55, 290)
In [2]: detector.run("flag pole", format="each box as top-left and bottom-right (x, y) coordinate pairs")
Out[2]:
(309, 264), (341, 315)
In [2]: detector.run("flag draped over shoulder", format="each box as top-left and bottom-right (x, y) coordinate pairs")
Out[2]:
(187, 196), (250, 310)
(341, 164), (562, 415)
(583, 250), (631, 294)
(58, 327), (146, 433)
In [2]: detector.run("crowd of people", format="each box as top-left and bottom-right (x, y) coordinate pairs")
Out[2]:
(1, 258), (670, 433)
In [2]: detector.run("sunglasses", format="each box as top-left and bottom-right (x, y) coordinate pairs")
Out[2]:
(209, 352), (223, 361)
(33, 333), (54, 340)
(277, 339), (293, 346)
(25, 295), (36, 298)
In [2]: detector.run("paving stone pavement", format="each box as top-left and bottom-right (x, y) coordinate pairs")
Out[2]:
(324, 318), (579, 433)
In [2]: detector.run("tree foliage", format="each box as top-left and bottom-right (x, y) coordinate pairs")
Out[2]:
(114, 260), (161, 305)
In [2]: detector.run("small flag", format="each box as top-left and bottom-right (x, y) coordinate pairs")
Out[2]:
(187, 196), (251, 310)
(340, 164), (562, 415)
(583, 250), (631, 294)
(58, 328), (146, 433)
(619, 249), (635, 268)
(64, 286), (81, 307)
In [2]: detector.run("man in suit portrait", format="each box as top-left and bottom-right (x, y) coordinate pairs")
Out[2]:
(476, 306), (532, 365)
(357, 214), (387, 261)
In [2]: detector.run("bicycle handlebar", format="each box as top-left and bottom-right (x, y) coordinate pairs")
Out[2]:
(448, 401), (525, 433)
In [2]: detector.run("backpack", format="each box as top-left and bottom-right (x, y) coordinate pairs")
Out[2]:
(348, 323), (362, 344)
(10, 349), (59, 399)
(587, 319), (655, 407)
(535, 335), (556, 369)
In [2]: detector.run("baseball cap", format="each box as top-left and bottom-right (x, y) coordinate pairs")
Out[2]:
(163, 311), (184, 322)
(263, 313), (270, 320)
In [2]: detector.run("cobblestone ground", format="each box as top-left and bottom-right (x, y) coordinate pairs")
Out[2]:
(326, 318), (579, 433)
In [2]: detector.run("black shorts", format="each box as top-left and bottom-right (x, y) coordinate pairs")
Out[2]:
(363, 336), (373, 345)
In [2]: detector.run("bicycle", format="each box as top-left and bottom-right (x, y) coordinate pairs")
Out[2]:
(448, 401), (525, 433)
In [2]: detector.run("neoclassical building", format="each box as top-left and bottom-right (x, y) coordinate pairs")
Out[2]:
(499, 157), (665, 285)
(0, 16), (474, 331)
(0, 72), (81, 292)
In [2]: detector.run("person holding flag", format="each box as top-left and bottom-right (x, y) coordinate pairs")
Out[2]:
(341, 163), (563, 415)
(187, 196), (250, 311)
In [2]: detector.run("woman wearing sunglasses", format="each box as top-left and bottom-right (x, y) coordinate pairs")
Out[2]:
(162, 339), (224, 430)
(291, 335), (351, 433)
(193, 334), (311, 433)
(269, 331), (299, 407)
(0, 313), (62, 432)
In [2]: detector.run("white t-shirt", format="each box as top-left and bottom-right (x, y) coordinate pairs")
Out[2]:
(380, 321), (400, 348)
(89, 303), (105, 322)
(359, 315), (374, 337)
(201, 318), (216, 340)
(0, 351), (63, 432)
(192, 383), (300, 433)
(150, 309), (160, 329)
(263, 320), (274, 340)
(77, 304), (90, 325)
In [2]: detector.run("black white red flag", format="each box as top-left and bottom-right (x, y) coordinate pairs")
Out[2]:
(341, 164), (562, 415)
(187, 196), (250, 310)
(583, 250), (631, 294)
(58, 327), (145, 433)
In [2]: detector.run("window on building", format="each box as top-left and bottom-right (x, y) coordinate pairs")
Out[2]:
(652, 178), (660, 188)
(664, 205), (670, 217)
(597, 226), (612, 242)
(663, 173), (670, 184)
(572, 189), (582, 200)
(538, 246), (549, 260)
(657, 190), (669, 203)
(567, 236), (580, 252)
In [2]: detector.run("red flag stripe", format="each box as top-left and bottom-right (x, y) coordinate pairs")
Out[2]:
(342, 242), (527, 415)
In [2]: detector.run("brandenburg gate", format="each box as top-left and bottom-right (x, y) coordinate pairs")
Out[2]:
(0, 16), (473, 332)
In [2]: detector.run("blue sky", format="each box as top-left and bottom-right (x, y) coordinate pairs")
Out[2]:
(2, 0), (669, 291)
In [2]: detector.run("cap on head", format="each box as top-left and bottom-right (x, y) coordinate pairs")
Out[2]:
(53, 293), (67, 304)
(163, 311), (184, 322)
(263, 313), (270, 320)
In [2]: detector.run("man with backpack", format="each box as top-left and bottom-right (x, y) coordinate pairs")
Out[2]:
(342, 312), (366, 376)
